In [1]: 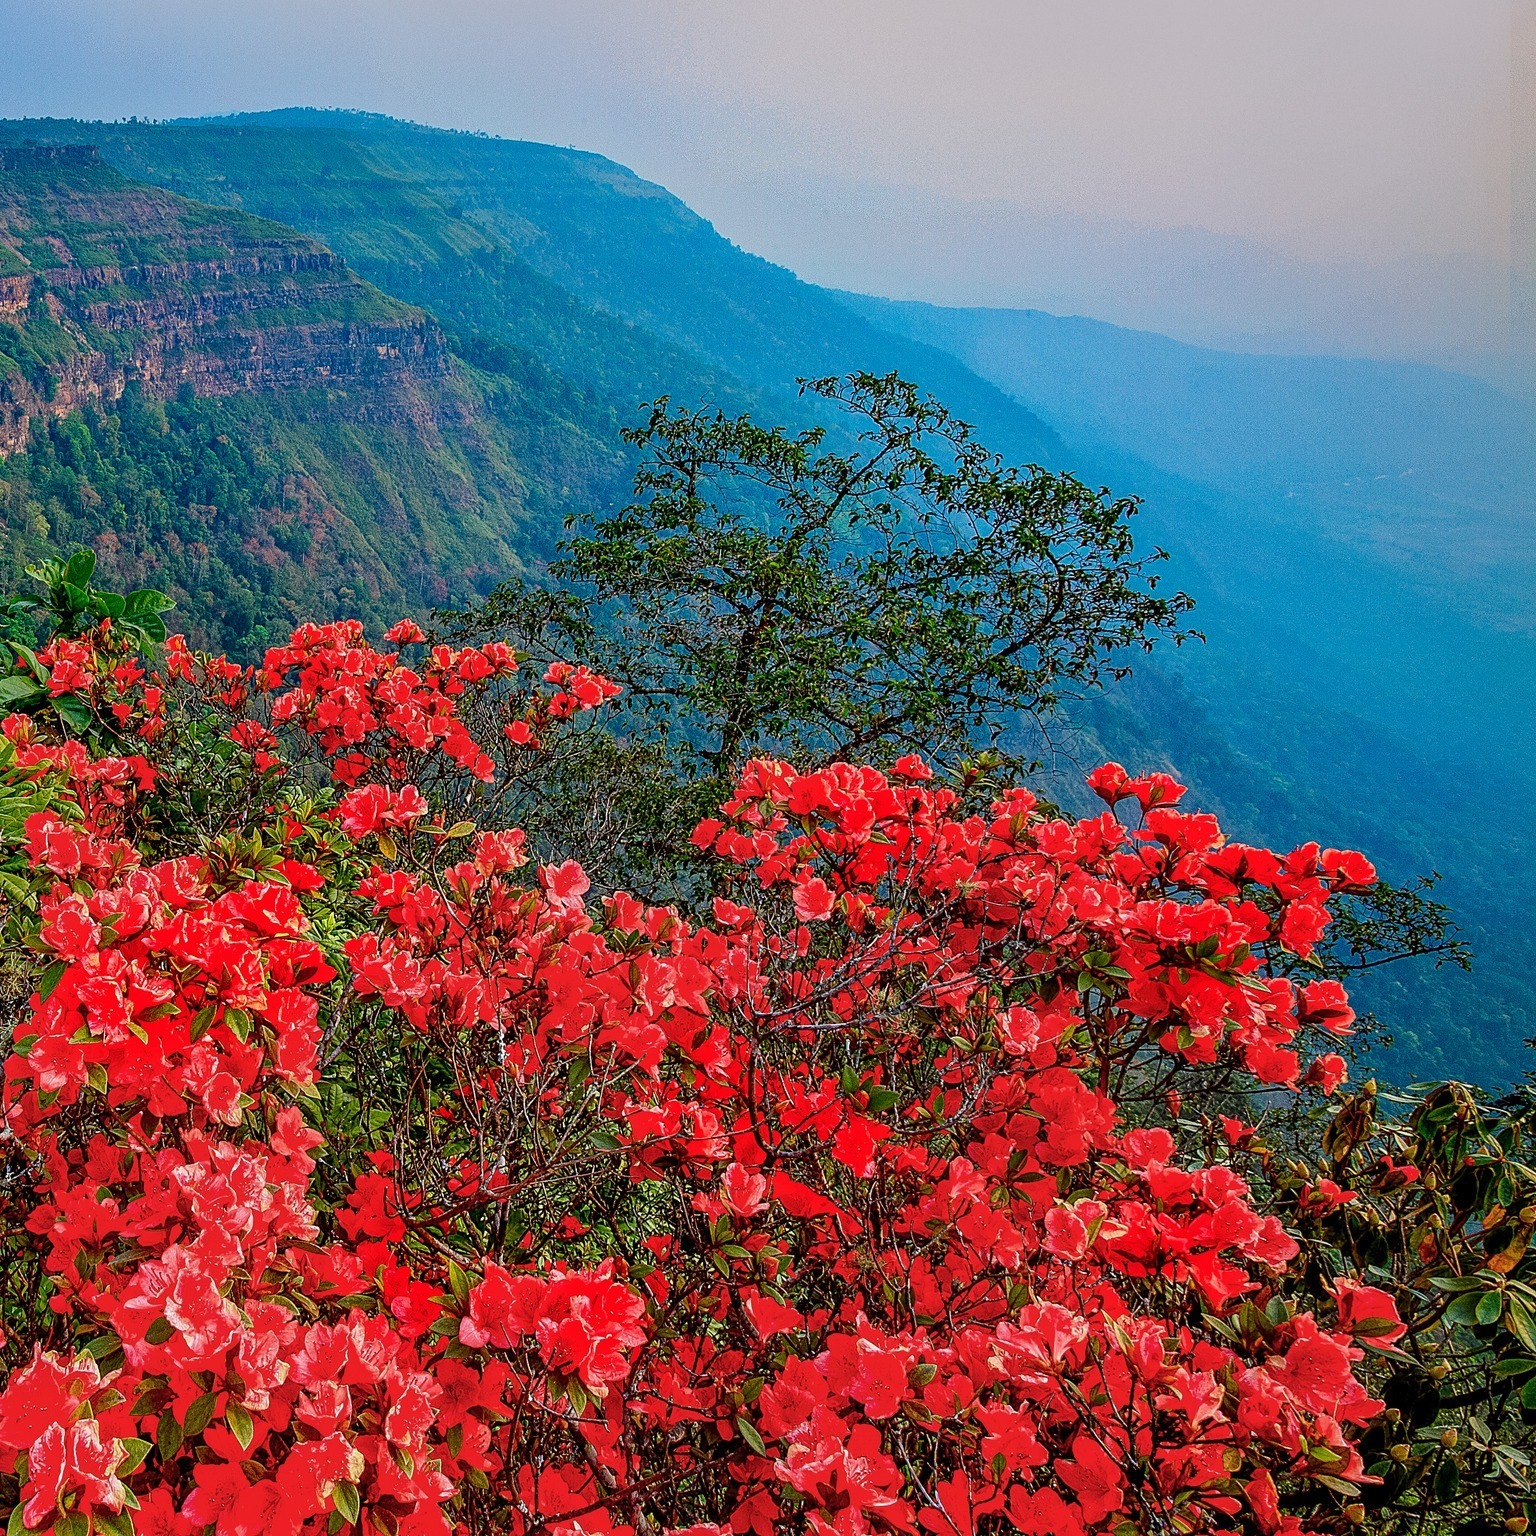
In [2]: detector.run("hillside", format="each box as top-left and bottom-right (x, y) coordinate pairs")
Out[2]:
(834, 297), (1536, 773)
(0, 139), (623, 649)
(0, 142), (444, 453)
(0, 112), (1530, 1083)
(3, 112), (1062, 467)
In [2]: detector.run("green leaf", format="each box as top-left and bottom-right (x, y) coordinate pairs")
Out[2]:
(38, 961), (66, 1001)
(1492, 1356), (1536, 1378)
(182, 1390), (218, 1437)
(1313, 1475), (1362, 1496)
(82, 1333), (123, 1360)
(1433, 1457), (1461, 1503)
(8, 1500), (30, 1536)
(118, 1436), (153, 1474)
(1476, 1289), (1506, 1326)
(736, 1415), (768, 1455)
(0, 675), (43, 705)
(145, 1315), (175, 1345)
(52, 693), (92, 734)
(333, 1483), (361, 1526)
(447, 1259), (472, 1310)
(123, 588), (173, 616)
(226, 1401), (254, 1450)
(94, 1509), (134, 1536)
(1507, 1295), (1536, 1352)
(156, 1406), (183, 1459)
(64, 550), (96, 587)
(1445, 1292), (1483, 1327)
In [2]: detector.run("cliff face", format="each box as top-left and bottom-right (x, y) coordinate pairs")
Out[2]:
(0, 144), (448, 455)
(0, 139), (625, 659)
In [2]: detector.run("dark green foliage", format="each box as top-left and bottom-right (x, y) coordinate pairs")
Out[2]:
(447, 374), (1196, 895)
(0, 550), (173, 784)
(15, 545), (171, 645)
(476, 373), (1190, 773)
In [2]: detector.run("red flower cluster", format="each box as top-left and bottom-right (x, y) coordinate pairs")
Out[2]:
(0, 621), (1399, 1536)
(257, 620), (522, 784)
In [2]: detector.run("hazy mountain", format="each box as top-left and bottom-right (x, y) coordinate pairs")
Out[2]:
(838, 295), (1536, 1084)
(0, 138), (623, 648)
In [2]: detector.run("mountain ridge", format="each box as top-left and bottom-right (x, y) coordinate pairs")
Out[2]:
(0, 140), (451, 456)
(0, 137), (625, 649)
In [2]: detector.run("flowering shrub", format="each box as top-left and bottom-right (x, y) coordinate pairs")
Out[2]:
(0, 611), (1517, 1536)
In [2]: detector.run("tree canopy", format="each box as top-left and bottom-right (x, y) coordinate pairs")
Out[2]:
(461, 372), (1193, 777)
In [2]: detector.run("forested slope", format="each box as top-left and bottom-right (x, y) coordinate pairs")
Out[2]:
(0, 136), (625, 649)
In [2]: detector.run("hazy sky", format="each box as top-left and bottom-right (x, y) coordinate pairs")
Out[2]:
(0, 1), (1523, 359)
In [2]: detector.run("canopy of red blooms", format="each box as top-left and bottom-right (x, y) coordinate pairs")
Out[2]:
(0, 618), (1396, 1536)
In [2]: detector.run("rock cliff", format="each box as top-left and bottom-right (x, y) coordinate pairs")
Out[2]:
(0, 144), (448, 455)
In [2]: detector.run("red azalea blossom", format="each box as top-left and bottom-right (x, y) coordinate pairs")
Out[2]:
(0, 615), (1415, 1536)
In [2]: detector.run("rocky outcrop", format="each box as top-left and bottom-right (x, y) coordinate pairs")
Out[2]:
(0, 144), (450, 456)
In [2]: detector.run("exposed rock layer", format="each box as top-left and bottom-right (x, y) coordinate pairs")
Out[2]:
(0, 144), (448, 455)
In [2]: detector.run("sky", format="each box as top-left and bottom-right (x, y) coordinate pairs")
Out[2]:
(0, 0), (1525, 364)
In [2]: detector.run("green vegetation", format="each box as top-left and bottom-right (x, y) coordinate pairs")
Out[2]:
(0, 378), (622, 654)
(0, 141), (629, 655)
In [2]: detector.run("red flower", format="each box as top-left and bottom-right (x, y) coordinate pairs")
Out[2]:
(1333, 1279), (1407, 1343)
(720, 1163), (769, 1221)
(459, 1265), (547, 1350)
(1054, 1432), (1125, 1524)
(0, 1349), (101, 1450)
(1302, 1052), (1348, 1095)
(24, 1420), (128, 1527)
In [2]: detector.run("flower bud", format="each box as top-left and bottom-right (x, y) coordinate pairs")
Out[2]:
(1430, 1363), (1451, 1379)
(1345, 1506), (1366, 1525)
(1506, 1519), (1528, 1534)
(1389, 1444), (1411, 1462)
(1440, 1428), (1458, 1448)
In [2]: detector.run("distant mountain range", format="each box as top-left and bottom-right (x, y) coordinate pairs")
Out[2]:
(0, 109), (1531, 1085)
